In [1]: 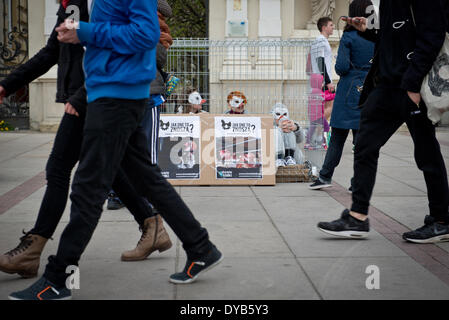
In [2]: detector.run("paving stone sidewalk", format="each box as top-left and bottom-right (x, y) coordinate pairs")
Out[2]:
(1, 128), (449, 300)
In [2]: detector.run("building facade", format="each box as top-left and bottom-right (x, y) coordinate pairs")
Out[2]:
(7, 0), (381, 131)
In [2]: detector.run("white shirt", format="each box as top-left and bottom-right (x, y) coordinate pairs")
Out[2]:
(310, 34), (333, 82)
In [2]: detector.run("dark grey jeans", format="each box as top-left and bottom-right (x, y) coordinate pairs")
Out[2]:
(351, 86), (449, 220)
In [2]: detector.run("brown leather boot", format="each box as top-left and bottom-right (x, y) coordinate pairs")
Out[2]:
(0, 232), (48, 278)
(121, 215), (172, 261)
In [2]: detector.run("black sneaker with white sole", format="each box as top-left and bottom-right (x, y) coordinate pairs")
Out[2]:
(309, 179), (332, 190)
(402, 215), (449, 244)
(317, 209), (369, 239)
(169, 246), (223, 284)
(9, 276), (71, 300)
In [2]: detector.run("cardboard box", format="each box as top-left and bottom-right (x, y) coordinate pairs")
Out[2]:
(158, 114), (275, 186)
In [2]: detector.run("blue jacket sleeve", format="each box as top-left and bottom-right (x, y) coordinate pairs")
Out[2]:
(77, 0), (160, 54)
(335, 33), (351, 76)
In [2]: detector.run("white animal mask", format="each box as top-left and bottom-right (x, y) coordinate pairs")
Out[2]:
(188, 91), (206, 105)
(271, 103), (289, 121)
(230, 96), (245, 108)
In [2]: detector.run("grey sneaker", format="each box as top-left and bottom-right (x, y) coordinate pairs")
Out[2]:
(402, 216), (449, 244)
(169, 246), (223, 284)
(309, 179), (332, 190)
(107, 192), (125, 210)
(317, 209), (370, 239)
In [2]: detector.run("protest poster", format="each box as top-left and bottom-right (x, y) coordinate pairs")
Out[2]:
(214, 116), (263, 179)
(158, 116), (201, 180)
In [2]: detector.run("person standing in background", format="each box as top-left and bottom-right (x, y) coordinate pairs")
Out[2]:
(317, 0), (449, 243)
(309, 0), (375, 191)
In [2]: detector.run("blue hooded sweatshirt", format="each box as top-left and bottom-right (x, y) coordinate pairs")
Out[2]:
(76, 0), (160, 103)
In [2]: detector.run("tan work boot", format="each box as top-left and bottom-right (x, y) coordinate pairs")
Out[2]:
(0, 232), (48, 278)
(121, 215), (172, 261)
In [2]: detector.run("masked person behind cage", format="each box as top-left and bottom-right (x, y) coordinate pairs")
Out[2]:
(271, 103), (305, 168)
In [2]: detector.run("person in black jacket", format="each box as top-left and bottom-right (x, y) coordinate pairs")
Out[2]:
(0, 0), (172, 278)
(317, 0), (449, 243)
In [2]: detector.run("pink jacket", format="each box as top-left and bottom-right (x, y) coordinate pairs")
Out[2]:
(308, 73), (335, 122)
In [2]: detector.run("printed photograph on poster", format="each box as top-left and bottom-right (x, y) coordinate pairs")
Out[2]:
(215, 117), (263, 179)
(158, 116), (201, 180)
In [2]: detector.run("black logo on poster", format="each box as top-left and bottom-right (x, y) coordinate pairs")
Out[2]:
(160, 120), (195, 134)
(222, 120), (232, 130)
(160, 120), (170, 131)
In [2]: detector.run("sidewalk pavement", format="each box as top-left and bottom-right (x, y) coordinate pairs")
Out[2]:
(0, 128), (449, 300)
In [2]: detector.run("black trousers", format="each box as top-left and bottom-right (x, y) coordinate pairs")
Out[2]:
(30, 112), (153, 239)
(319, 127), (358, 183)
(351, 86), (449, 221)
(44, 98), (211, 287)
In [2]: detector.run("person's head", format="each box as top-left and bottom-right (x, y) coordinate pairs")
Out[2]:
(227, 91), (247, 113)
(271, 103), (289, 126)
(317, 17), (334, 37)
(344, 0), (373, 32)
(187, 90), (206, 112)
(158, 0), (172, 18)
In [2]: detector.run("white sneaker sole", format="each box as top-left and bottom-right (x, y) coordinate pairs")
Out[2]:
(309, 184), (332, 190)
(318, 227), (368, 239)
(403, 234), (449, 244)
(169, 255), (224, 284)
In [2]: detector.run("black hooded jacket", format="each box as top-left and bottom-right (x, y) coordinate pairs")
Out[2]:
(0, 0), (89, 116)
(359, 0), (448, 106)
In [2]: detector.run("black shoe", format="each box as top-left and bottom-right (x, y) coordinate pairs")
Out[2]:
(169, 246), (223, 284)
(317, 209), (369, 239)
(9, 276), (71, 300)
(107, 194), (125, 210)
(402, 215), (449, 244)
(309, 179), (332, 190)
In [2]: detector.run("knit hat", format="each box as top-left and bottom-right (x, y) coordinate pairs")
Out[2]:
(158, 0), (172, 18)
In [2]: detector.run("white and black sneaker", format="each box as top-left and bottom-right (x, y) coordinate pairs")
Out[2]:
(285, 156), (296, 166)
(402, 215), (449, 244)
(309, 179), (332, 190)
(275, 159), (286, 168)
(317, 209), (369, 239)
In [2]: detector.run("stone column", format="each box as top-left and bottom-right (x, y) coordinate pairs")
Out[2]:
(257, 0), (282, 75)
(258, 0), (281, 39)
(224, 0), (249, 66)
(44, 0), (59, 39)
(226, 0), (248, 39)
(29, 0), (62, 132)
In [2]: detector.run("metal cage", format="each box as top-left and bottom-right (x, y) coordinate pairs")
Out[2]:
(164, 38), (328, 170)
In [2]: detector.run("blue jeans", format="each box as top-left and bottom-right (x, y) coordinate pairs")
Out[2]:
(319, 127), (358, 183)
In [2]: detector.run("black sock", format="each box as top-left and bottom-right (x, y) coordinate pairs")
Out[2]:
(285, 149), (295, 158)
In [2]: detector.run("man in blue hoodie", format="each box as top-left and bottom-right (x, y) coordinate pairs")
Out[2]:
(9, 0), (222, 300)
